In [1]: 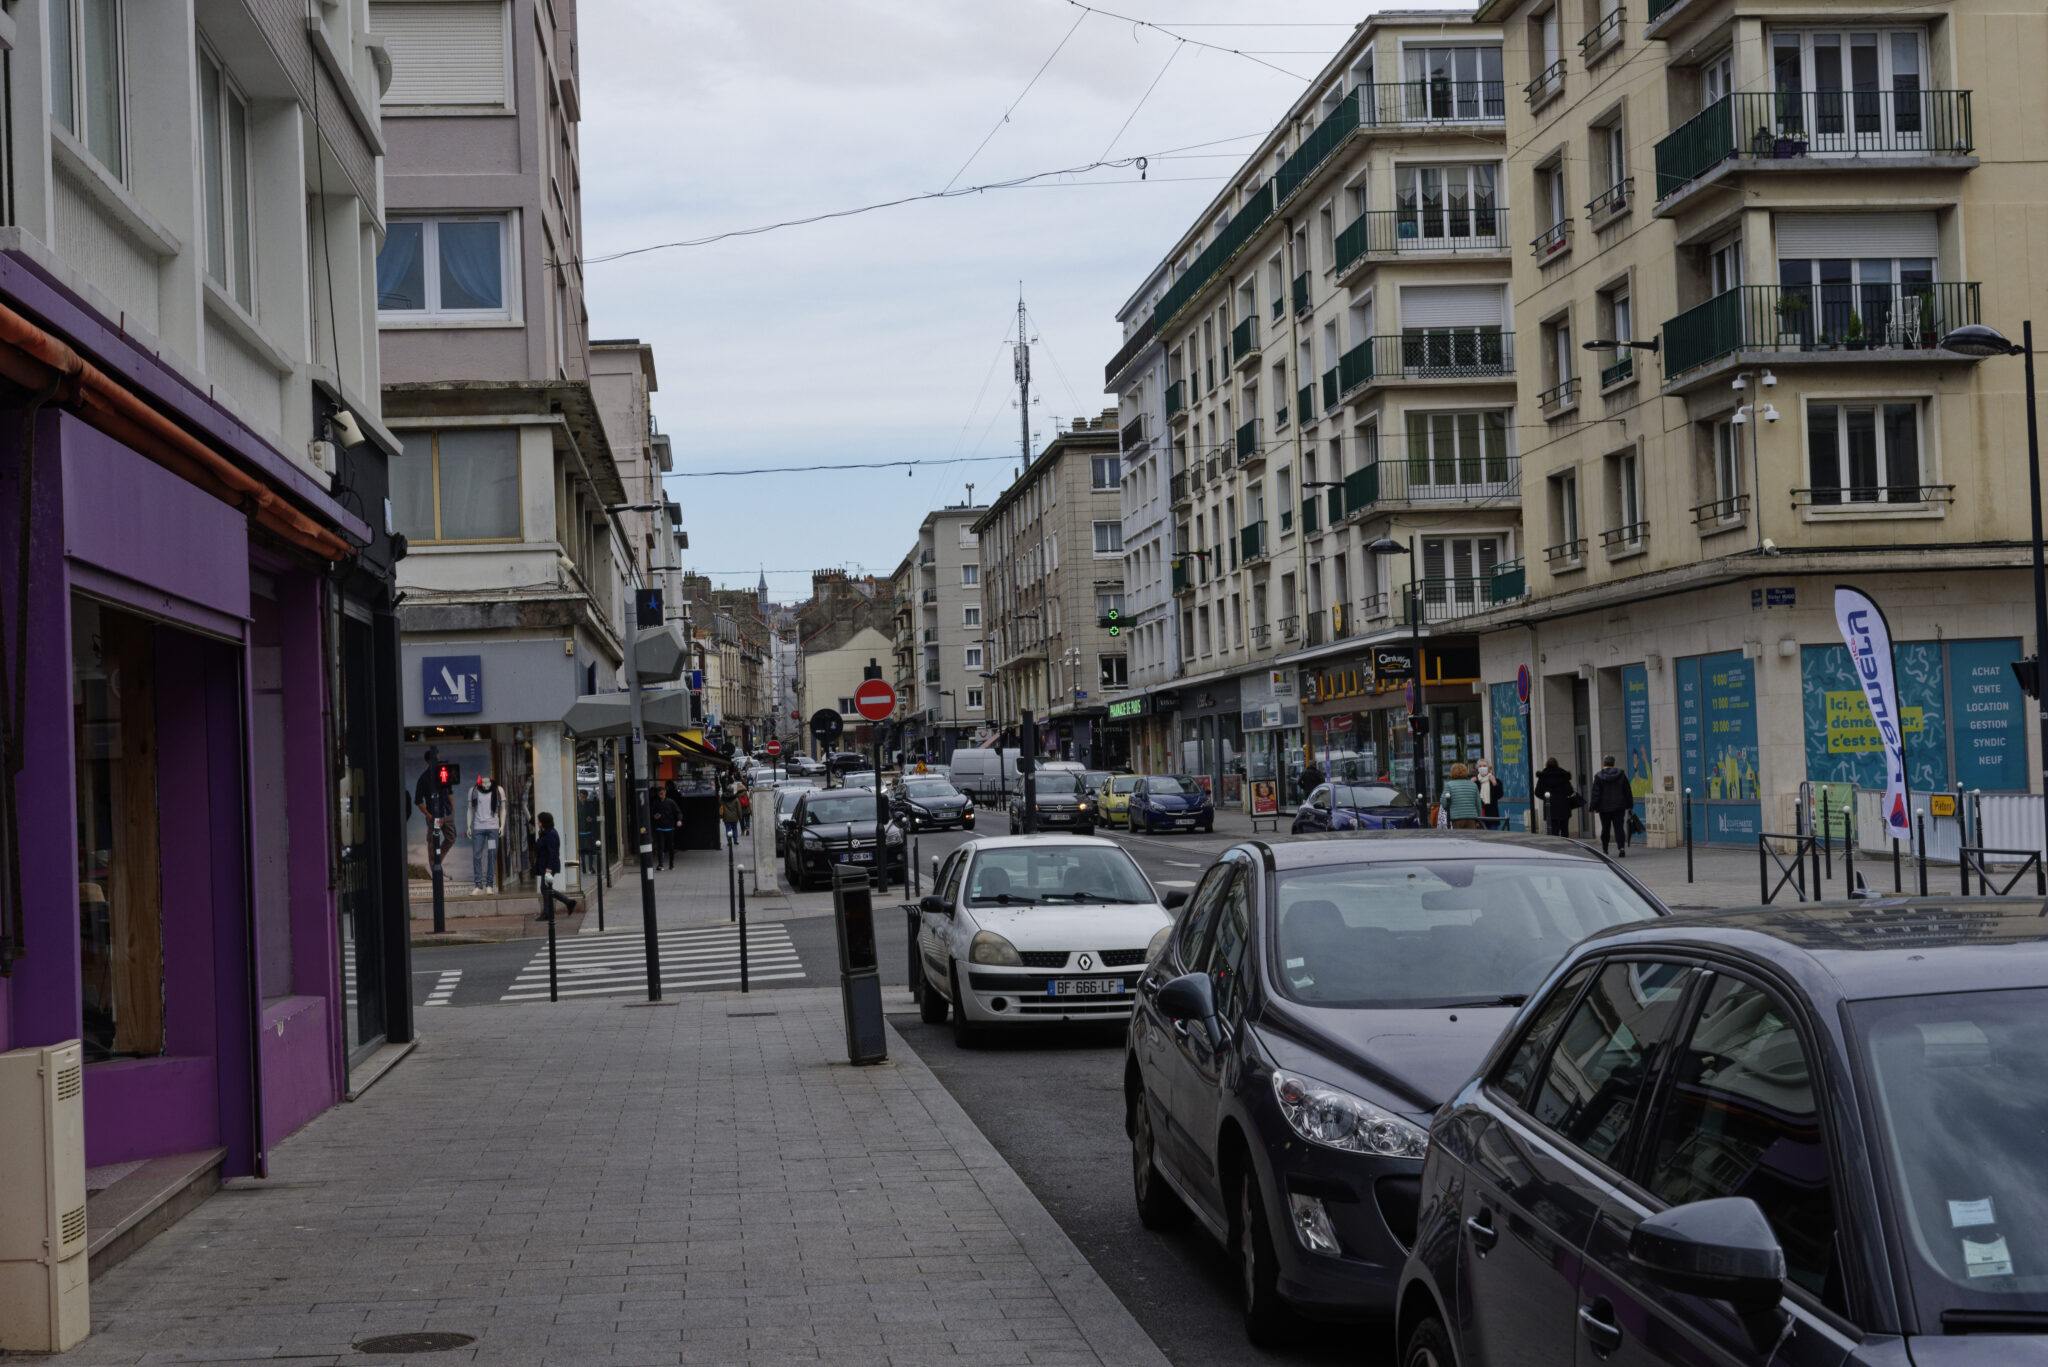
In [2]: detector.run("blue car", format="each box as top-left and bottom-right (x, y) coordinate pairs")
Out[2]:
(1290, 783), (1422, 834)
(1128, 774), (1214, 834)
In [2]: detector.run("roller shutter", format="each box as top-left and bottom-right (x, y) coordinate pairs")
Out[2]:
(371, 2), (509, 106)
(1774, 212), (1937, 258)
(1399, 284), (1506, 328)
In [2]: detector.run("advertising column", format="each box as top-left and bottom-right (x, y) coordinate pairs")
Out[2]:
(1676, 651), (1760, 843)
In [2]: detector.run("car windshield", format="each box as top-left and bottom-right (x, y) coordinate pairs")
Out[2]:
(905, 781), (958, 799)
(1111, 776), (1140, 793)
(1272, 859), (1659, 1008)
(776, 789), (808, 815)
(1147, 776), (1202, 796)
(1328, 784), (1415, 810)
(1080, 771), (1110, 790)
(803, 793), (878, 824)
(1853, 987), (2048, 1316)
(965, 846), (1154, 905)
(1034, 774), (1082, 796)
(843, 772), (877, 788)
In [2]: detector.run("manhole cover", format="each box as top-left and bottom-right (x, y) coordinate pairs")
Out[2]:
(355, 1332), (476, 1353)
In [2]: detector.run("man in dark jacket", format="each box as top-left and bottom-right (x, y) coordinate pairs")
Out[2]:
(652, 785), (682, 869)
(533, 811), (577, 920)
(1587, 755), (1634, 857)
(1534, 757), (1578, 838)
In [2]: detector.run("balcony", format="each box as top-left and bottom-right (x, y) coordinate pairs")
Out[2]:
(1341, 455), (1520, 517)
(1599, 354), (1635, 389)
(1360, 79), (1506, 128)
(1490, 559), (1526, 603)
(922, 627), (937, 643)
(920, 587), (936, 605)
(1334, 332), (1516, 400)
(1338, 339), (1373, 395)
(1279, 615), (1300, 641)
(1531, 218), (1572, 262)
(1600, 521), (1650, 555)
(1274, 401), (1289, 431)
(1524, 60), (1565, 108)
(1660, 282), (1981, 385)
(1292, 271), (1311, 317)
(1335, 206), (1511, 275)
(1544, 538), (1588, 569)
(1170, 469), (1191, 504)
(1321, 368), (1338, 413)
(1207, 457), (1222, 485)
(1297, 381), (1314, 425)
(1279, 506), (1293, 533)
(1166, 379), (1187, 421)
(1402, 574), (1527, 625)
(1304, 603), (1356, 648)
(1231, 316), (1259, 369)
(1241, 520), (1267, 563)
(1301, 495), (1319, 535)
(1172, 561), (1193, 595)
(1121, 414), (1148, 453)
(1206, 357), (1217, 391)
(1585, 179), (1631, 223)
(1579, 6), (1623, 62)
(918, 549), (935, 566)
(924, 668), (942, 684)
(1251, 622), (1271, 648)
(1538, 376), (1580, 417)
(1654, 90), (1974, 204)
(1691, 493), (1750, 532)
(1236, 418), (1262, 463)
(1104, 316), (1157, 387)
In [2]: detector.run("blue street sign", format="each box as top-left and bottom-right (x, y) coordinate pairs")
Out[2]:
(423, 655), (483, 714)
(1516, 664), (1531, 703)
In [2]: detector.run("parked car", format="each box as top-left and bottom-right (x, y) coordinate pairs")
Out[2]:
(1129, 832), (1667, 1343)
(825, 751), (868, 774)
(1290, 783), (1422, 834)
(914, 835), (1187, 1043)
(1399, 896), (2048, 1367)
(1008, 771), (1096, 834)
(1128, 774), (1213, 833)
(771, 785), (815, 857)
(1097, 773), (1141, 827)
(889, 776), (975, 831)
(781, 788), (905, 890)
(838, 770), (879, 790)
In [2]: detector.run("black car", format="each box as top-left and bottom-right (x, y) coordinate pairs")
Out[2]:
(1290, 783), (1423, 834)
(1008, 771), (1096, 835)
(771, 784), (819, 857)
(1397, 897), (2048, 1367)
(1128, 832), (1667, 1343)
(889, 776), (975, 831)
(825, 751), (868, 774)
(781, 787), (905, 890)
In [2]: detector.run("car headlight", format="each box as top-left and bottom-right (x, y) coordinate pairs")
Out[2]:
(969, 930), (1022, 966)
(1271, 1069), (1429, 1158)
(1146, 925), (1173, 961)
(800, 830), (823, 844)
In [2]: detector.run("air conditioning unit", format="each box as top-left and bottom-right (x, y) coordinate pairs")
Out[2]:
(0, 1040), (89, 1351)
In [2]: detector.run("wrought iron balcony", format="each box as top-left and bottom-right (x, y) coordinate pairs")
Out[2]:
(1170, 470), (1191, 503)
(1121, 414), (1147, 452)
(1691, 494), (1749, 528)
(1600, 354), (1634, 388)
(1231, 315), (1258, 366)
(1524, 60), (1565, 106)
(1241, 521), (1267, 562)
(1166, 379), (1186, 419)
(1335, 206), (1510, 274)
(1544, 538), (1587, 567)
(1585, 178), (1631, 221)
(1274, 402), (1289, 431)
(1661, 282), (1980, 379)
(1579, 6), (1623, 59)
(1655, 90), (1974, 200)
(1600, 521), (1650, 552)
(1538, 376), (1580, 415)
(1532, 218), (1572, 261)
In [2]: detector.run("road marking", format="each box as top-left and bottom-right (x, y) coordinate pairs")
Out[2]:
(423, 969), (460, 1007)
(499, 923), (803, 1001)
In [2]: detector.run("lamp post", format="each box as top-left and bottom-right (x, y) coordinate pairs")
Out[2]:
(1368, 535), (1428, 801)
(605, 501), (671, 1003)
(1942, 321), (2048, 864)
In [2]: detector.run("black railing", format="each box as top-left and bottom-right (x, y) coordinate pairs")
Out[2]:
(1600, 354), (1634, 388)
(1655, 89), (1974, 199)
(1691, 493), (1749, 526)
(1170, 470), (1190, 503)
(1524, 60), (1565, 105)
(1600, 521), (1649, 548)
(1532, 218), (1572, 261)
(1292, 271), (1311, 316)
(1538, 377), (1579, 413)
(1121, 414), (1147, 452)
(1334, 206), (1510, 273)
(1586, 178), (1631, 219)
(1663, 282), (1981, 377)
(1544, 538), (1587, 565)
(1792, 483), (1956, 507)
(1579, 6), (1623, 55)
(1297, 382), (1314, 424)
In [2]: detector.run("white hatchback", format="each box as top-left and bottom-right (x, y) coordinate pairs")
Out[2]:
(914, 836), (1186, 1044)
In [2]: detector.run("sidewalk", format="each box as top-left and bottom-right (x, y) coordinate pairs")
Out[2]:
(53, 987), (1169, 1366)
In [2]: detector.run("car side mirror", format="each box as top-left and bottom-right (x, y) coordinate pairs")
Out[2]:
(1162, 890), (1189, 910)
(1629, 1197), (1785, 1311)
(1157, 971), (1222, 1049)
(918, 895), (951, 916)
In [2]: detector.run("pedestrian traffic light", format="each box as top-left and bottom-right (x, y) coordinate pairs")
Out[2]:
(436, 762), (460, 786)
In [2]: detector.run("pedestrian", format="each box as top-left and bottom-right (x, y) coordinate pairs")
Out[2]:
(719, 784), (741, 847)
(1299, 758), (1325, 798)
(1474, 759), (1504, 829)
(532, 811), (577, 921)
(737, 785), (752, 836)
(651, 784), (681, 869)
(1589, 754), (1634, 857)
(1439, 763), (1484, 830)
(1535, 757), (1578, 838)
(465, 774), (502, 894)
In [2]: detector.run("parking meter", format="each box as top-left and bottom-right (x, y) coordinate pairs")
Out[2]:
(831, 867), (888, 1064)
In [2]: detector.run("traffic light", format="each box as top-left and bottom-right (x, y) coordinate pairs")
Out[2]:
(1099, 608), (1122, 637)
(2015, 655), (2041, 700)
(436, 762), (460, 787)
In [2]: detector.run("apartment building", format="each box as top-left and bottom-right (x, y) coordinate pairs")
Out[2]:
(1125, 13), (1516, 805)
(0, 0), (410, 1278)
(1106, 262), (1178, 770)
(381, 0), (634, 896)
(889, 551), (918, 749)
(904, 505), (990, 759)
(1468, 0), (2044, 845)
(796, 570), (896, 753)
(973, 414), (1130, 765)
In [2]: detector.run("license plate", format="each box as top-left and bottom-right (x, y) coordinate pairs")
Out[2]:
(1174, 818), (1194, 826)
(838, 852), (873, 863)
(1044, 813), (1070, 822)
(1050, 978), (1123, 997)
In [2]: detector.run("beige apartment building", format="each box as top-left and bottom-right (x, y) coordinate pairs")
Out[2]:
(894, 506), (991, 760)
(1465, 0), (2044, 848)
(1127, 12), (1518, 804)
(973, 414), (1132, 765)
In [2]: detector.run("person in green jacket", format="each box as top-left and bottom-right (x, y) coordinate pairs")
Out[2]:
(1440, 763), (1484, 830)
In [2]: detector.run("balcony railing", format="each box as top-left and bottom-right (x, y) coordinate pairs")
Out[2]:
(1170, 470), (1190, 503)
(1293, 271), (1311, 316)
(922, 627), (936, 642)
(1600, 521), (1650, 551)
(1655, 89), (1974, 199)
(1544, 538), (1588, 566)
(1646, 0), (1680, 19)
(918, 549), (935, 566)
(1793, 483), (1957, 508)
(1206, 357), (1217, 391)
(1104, 316), (1156, 386)
(1121, 414), (1147, 452)
(920, 587), (936, 604)
(1402, 575), (1525, 624)
(1585, 178), (1631, 220)
(1150, 179), (1276, 333)
(1336, 332), (1516, 398)
(1538, 376), (1580, 414)
(1321, 367), (1339, 412)
(1341, 456), (1520, 516)
(1251, 622), (1271, 647)
(1302, 495), (1321, 534)
(1600, 354), (1634, 388)
(1691, 493), (1750, 527)
(1662, 282), (1980, 378)
(1491, 559), (1526, 603)
(1532, 218), (1572, 261)
(1236, 418), (1262, 461)
(1241, 521), (1267, 562)
(1279, 615), (1300, 641)
(1231, 315), (1258, 363)
(1334, 207), (1510, 273)
(1579, 6), (1623, 57)
(1274, 402), (1289, 431)
(1524, 60), (1565, 105)
(1279, 506), (1292, 533)
(1297, 382), (1315, 424)
(924, 668), (942, 684)
(1271, 293), (1284, 321)
(1207, 457), (1222, 484)
(1166, 379), (1186, 419)
(1172, 561), (1193, 594)
(1338, 340), (1373, 395)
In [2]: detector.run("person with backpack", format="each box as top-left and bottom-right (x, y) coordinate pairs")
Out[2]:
(1588, 754), (1635, 857)
(719, 784), (741, 847)
(651, 784), (681, 869)
(737, 785), (752, 836)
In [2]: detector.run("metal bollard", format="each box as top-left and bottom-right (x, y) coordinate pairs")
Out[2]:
(1811, 825), (1823, 901)
(1683, 789), (1694, 883)
(1916, 811), (1929, 896)
(728, 838), (736, 923)
(546, 884), (559, 1003)
(738, 867), (749, 994)
(912, 836), (921, 895)
(1821, 789), (1832, 880)
(1843, 809), (1855, 897)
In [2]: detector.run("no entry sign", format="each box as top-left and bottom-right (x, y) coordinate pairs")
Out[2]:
(854, 678), (898, 721)
(765, 740), (782, 757)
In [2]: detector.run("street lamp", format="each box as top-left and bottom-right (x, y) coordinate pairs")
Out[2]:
(1942, 320), (2047, 864)
(1580, 337), (1661, 352)
(1368, 535), (1429, 802)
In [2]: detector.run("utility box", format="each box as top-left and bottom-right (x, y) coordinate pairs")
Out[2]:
(0, 1040), (90, 1352)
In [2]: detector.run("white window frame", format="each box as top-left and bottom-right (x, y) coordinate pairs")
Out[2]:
(1803, 395), (1933, 509)
(198, 38), (255, 310)
(961, 563), (979, 585)
(1100, 654), (1129, 689)
(966, 688), (984, 710)
(1093, 521), (1123, 556)
(50, 0), (128, 181)
(378, 213), (518, 324)
(965, 646), (983, 669)
(962, 605), (981, 627)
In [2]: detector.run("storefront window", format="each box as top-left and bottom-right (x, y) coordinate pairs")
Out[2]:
(338, 614), (386, 1057)
(74, 597), (166, 1063)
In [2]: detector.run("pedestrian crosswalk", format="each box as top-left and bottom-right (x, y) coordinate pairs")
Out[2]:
(499, 922), (805, 1001)
(423, 969), (461, 1006)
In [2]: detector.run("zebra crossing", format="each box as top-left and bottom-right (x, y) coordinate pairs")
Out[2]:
(423, 969), (461, 1006)
(499, 922), (805, 1002)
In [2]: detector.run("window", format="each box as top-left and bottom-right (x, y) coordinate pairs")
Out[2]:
(370, 0), (511, 107)
(1703, 51), (1734, 105)
(1092, 455), (1122, 489)
(1100, 654), (1128, 688)
(377, 216), (512, 319)
(1495, 964), (1596, 1107)
(1645, 976), (1842, 1309)
(391, 428), (522, 542)
(962, 605), (981, 627)
(1602, 122), (1627, 198)
(1708, 236), (1743, 294)
(838, 696), (857, 714)
(1406, 411), (1512, 488)
(1607, 448), (1643, 545)
(1808, 400), (1924, 502)
(1095, 591), (1125, 617)
(960, 564), (981, 589)
(1713, 419), (1744, 510)
(1422, 535), (1502, 610)
(198, 44), (253, 308)
(1776, 255), (1934, 348)
(1770, 29), (1927, 145)
(1531, 960), (1695, 1168)
(1402, 45), (1505, 120)
(50, 0), (126, 179)
(966, 688), (984, 710)
(1549, 470), (1581, 558)
(1093, 521), (1123, 555)
(1397, 164), (1501, 243)
(1196, 870), (1253, 1023)
(965, 646), (983, 669)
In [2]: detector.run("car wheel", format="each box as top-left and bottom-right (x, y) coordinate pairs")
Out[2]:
(918, 960), (949, 1024)
(1403, 1315), (1456, 1367)
(1080, 824), (1095, 837)
(949, 964), (979, 1047)
(1199, 821), (1214, 834)
(1237, 1167), (1291, 1346)
(1130, 811), (1145, 833)
(1129, 1085), (1182, 1229)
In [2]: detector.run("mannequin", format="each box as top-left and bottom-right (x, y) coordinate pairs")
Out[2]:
(466, 775), (503, 894)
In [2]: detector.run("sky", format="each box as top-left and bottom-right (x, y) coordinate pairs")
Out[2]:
(578, 1), (1428, 600)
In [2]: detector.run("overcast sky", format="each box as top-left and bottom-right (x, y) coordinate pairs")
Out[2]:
(579, 1), (1430, 599)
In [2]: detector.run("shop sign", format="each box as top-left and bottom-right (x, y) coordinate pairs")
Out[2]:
(1267, 669), (1295, 697)
(1261, 703), (1284, 729)
(1307, 661), (1371, 703)
(1152, 691), (1181, 712)
(1371, 647), (1415, 686)
(423, 655), (483, 714)
(1107, 695), (1149, 719)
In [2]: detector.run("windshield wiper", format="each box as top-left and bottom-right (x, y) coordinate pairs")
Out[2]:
(1942, 1310), (2048, 1335)
(1039, 892), (1138, 903)
(1435, 993), (1529, 1009)
(969, 893), (1039, 905)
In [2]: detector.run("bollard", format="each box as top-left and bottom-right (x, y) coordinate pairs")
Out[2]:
(1962, 830), (1972, 897)
(1811, 824), (1823, 901)
(830, 866), (888, 1064)
(727, 838), (736, 923)
(595, 832), (606, 933)
(1683, 789), (1694, 883)
(545, 878), (560, 1003)
(1759, 836), (1771, 906)
(1892, 837), (1902, 892)
(912, 836), (921, 896)
(1916, 811), (1929, 896)
(738, 866), (749, 993)
(1821, 789), (1832, 880)
(1843, 809), (1855, 897)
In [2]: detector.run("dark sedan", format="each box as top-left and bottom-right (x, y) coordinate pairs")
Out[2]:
(1291, 783), (1422, 834)
(781, 788), (905, 891)
(1128, 833), (1666, 1344)
(1128, 774), (1213, 833)
(1008, 772), (1096, 835)
(890, 776), (975, 831)
(1398, 897), (2048, 1367)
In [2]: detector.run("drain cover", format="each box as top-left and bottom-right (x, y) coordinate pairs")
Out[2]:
(355, 1332), (476, 1353)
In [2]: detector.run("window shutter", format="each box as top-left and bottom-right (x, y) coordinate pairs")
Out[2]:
(372, 2), (508, 105)
(1773, 212), (1937, 258)
(1400, 284), (1506, 328)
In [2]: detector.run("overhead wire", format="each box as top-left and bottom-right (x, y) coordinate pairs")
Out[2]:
(1099, 38), (1185, 161)
(942, 9), (1090, 192)
(1061, 0), (1322, 81)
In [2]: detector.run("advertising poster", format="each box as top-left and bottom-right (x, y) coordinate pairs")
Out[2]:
(1250, 779), (1278, 816)
(1949, 639), (2026, 791)
(1622, 664), (1651, 817)
(1802, 638), (2020, 794)
(1488, 682), (1531, 829)
(1677, 651), (1761, 842)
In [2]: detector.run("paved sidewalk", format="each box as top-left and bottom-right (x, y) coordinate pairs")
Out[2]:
(52, 989), (1169, 1367)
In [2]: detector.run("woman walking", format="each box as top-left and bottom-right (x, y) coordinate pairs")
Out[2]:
(1474, 759), (1504, 829)
(533, 811), (577, 921)
(719, 784), (742, 847)
(1534, 757), (1578, 838)
(1439, 763), (1484, 830)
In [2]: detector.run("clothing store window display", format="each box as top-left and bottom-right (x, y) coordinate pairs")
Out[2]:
(467, 776), (503, 892)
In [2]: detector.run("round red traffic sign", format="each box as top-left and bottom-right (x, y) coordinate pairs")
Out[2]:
(853, 678), (898, 722)
(765, 740), (782, 757)
(1516, 664), (1532, 703)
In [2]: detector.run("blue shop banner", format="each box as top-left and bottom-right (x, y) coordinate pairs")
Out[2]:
(1489, 682), (1531, 829)
(1802, 637), (2022, 793)
(1623, 663), (1651, 818)
(423, 654), (483, 715)
(1678, 651), (1760, 843)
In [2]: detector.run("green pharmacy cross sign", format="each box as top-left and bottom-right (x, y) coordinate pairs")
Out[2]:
(1099, 608), (1122, 637)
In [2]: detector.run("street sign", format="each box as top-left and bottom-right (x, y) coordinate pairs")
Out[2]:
(853, 678), (897, 721)
(1516, 664), (1531, 703)
(809, 708), (844, 741)
(766, 740), (782, 757)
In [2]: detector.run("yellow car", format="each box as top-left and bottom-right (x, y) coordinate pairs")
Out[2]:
(1097, 773), (1141, 826)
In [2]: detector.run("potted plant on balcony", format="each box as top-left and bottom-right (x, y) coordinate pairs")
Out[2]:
(1773, 119), (1809, 158)
(1912, 292), (1938, 348)
(1845, 311), (1868, 351)
(1775, 291), (1810, 349)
